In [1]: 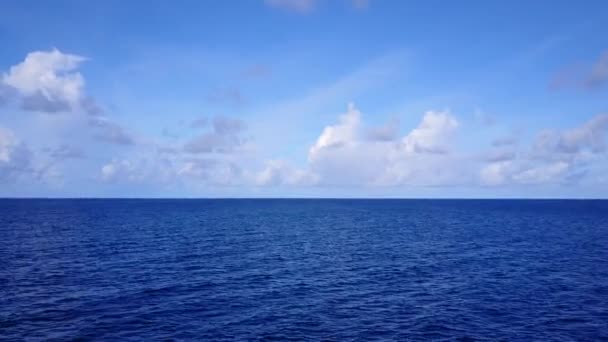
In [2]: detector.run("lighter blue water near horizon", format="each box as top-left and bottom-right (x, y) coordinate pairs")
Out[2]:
(1, 199), (607, 341)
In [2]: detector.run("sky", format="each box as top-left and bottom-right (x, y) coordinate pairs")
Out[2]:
(1, 0), (608, 198)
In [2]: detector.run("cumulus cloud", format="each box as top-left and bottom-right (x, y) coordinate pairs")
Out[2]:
(306, 103), (462, 186)
(309, 102), (361, 158)
(0, 84), (16, 105)
(366, 117), (399, 141)
(87, 100), (608, 194)
(184, 116), (248, 154)
(401, 110), (458, 154)
(0, 49), (101, 114)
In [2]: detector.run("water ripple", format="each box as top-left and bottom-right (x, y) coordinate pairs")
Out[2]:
(1, 199), (608, 341)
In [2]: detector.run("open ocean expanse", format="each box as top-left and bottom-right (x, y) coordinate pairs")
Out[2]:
(1, 199), (607, 341)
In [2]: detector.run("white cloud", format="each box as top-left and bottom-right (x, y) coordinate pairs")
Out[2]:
(1, 49), (92, 113)
(309, 102), (361, 160)
(351, 0), (370, 10)
(177, 158), (244, 186)
(101, 157), (176, 184)
(47, 145), (85, 160)
(513, 161), (571, 184)
(532, 114), (608, 158)
(84, 101), (608, 194)
(585, 50), (608, 89)
(184, 116), (249, 154)
(0, 127), (33, 182)
(207, 87), (245, 105)
(264, 0), (369, 12)
(255, 159), (317, 186)
(401, 110), (458, 154)
(552, 50), (608, 90)
(366, 117), (399, 142)
(480, 160), (513, 186)
(480, 114), (608, 187)
(88, 116), (135, 146)
(264, 0), (317, 13)
(306, 103), (462, 187)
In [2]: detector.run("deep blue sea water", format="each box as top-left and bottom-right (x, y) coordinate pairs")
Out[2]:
(1, 199), (608, 341)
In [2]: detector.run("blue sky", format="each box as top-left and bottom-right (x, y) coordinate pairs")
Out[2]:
(1, 0), (607, 197)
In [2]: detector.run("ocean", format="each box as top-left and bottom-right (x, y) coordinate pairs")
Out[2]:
(1, 199), (607, 341)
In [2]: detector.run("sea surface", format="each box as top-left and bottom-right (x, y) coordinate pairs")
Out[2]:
(1, 199), (607, 341)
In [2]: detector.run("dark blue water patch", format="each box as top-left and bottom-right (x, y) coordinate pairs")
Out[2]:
(1, 199), (607, 341)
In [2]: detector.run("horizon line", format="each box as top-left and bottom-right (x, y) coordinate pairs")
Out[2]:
(1, 197), (607, 200)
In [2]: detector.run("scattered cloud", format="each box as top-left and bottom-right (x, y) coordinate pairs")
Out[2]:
(551, 50), (608, 90)
(532, 114), (608, 157)
(87, 102), (608, 194)
(0, 127), (34, 183)
(88, 116), (136, 146)
(484, 149), (517, 163)
(100, 156), (178, 184)
(255, 159), (316, 186)
(480, 114), (608, 186)
(585, 50), (608, 89)
(47, 145), (86, 160)
(184, 116), (248, 154)
(177, 158), (244, 186)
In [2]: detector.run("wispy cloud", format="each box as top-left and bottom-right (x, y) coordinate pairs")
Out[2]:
(184, 116), (248, 154)
(264, 0), (317, 13)
(264, 0), (370, 13)
(207, 87), (245, 106)
(240, 64), (272, 80)
(88, 117), (136, 146)
(551, 49), (608, 90)
(585, 50), (608, 89)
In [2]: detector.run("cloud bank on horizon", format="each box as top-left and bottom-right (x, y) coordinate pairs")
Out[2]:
(1, 0), (607, 197)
